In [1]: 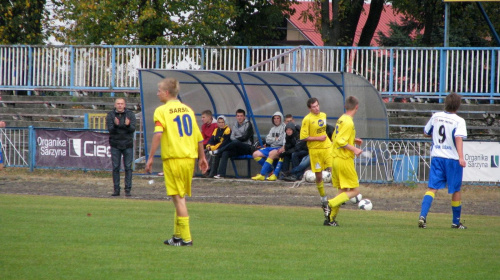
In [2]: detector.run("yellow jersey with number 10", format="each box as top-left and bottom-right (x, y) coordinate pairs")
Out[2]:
(153, 99), (203, 159)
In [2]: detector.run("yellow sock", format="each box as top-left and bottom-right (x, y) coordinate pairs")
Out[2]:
(425, 191), (436, 199)
(177, 216), (191, 242)
(328, 192), (350, 208)
(451, 200), (461, 207)
(254, 156), (262, 162)
(173, 211), (181, 238)
(316, 181), (325, 197)
(329, 205), (340, 221)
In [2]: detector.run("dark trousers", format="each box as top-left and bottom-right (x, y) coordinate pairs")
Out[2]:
(211, 141), (252, 177)
(291, 150), (309, 169)
(111, 146), (133, 192)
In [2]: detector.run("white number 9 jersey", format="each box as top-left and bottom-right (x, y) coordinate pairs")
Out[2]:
(424, 112), (467, 160)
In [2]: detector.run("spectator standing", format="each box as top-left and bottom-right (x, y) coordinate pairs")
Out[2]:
(200, 110), (218, 177)
(323, 96), (363, 227)
(300, 98), (332, 208)
(211, 109), (254, 179)
(251, 112), (286, 181)
(418, 93), (467, 229)
(145, 77), (208, 246)
(106, 98), (136, 197)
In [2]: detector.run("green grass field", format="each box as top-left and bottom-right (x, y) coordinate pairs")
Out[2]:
(1, 194), (499, 280)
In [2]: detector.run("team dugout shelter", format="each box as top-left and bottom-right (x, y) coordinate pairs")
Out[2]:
(139, 70), (388, 175)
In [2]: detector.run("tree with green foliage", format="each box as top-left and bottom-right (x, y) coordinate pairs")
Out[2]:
(49, 0), (187, 45)
(0, 0), (46, 44)
(228, 0), (297, 46)
(380, 0), (500, 47)
(48, 0), (297, 46)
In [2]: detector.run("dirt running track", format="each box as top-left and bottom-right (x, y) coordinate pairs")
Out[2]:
(1, 169), (498, 218)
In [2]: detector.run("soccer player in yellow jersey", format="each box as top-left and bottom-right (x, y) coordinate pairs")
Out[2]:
(300, 98), (333, 213)
(145, 77), (208, 246)
(324, 96), (363, 226)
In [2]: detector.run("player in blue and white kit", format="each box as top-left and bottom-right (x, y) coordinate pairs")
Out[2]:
(419, 93), (467, 229)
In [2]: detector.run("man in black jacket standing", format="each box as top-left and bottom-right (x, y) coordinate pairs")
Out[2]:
(106, 98), (136, 196)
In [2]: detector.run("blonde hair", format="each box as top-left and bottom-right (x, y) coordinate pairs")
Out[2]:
(158, 78), (180, 97)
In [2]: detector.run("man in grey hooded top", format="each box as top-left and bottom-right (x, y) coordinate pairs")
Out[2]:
(251, 111), (286, 181)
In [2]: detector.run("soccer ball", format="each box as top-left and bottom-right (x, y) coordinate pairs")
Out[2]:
(322, 170), (332, 183)
(304, 170), (316, 183)
(358, 199), (373, 210)
(350, 193), (362, 204)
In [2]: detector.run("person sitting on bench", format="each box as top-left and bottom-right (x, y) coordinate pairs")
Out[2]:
(210, 109), (254, 179)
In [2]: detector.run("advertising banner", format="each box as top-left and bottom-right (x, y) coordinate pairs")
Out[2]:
(463, 142), (500, 183)
(36, 130), (112, 170)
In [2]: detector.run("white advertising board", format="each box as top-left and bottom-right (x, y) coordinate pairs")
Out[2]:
(463, 142), (500, 183)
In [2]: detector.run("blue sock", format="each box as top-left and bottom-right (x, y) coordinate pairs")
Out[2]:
(419, 191), (435, 218)
(261, 159), (274, 176)
(273, 160), (283, 176)
(451, 201), (462, 225)
(257, 157), (266, 166)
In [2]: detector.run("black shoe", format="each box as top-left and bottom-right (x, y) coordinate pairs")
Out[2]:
(451, 222), (467, 229)
(172, 240), (193, 246)
(111, 191), (120, 196)
(164, 236), (193, 246)
(282, 175), (297, 182)
(418, 216), (427, 229)
(164, 236), (182, 245)
(324, 219), (339, 226)
(125, 191), (131, 197)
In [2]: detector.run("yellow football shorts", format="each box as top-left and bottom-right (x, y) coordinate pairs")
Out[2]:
(162, 158), (196, 197)
(331, 157), (359, 189)
(309, 148), (333, 173)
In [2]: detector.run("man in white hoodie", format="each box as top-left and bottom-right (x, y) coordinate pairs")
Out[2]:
(251, 112), (286, 181)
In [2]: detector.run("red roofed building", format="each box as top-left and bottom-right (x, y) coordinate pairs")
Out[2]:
(286, 2), (404, 46)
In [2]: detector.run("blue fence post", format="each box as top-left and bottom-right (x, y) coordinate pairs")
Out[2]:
(438, 48), (447, 103)
(292, 49), (297, 72)
(70, 46), (75, 96)
(29, 126), (35, 172)
(245, 47), (250, 69)
(490, 50), (496, 104)
(111, 46), (116, 97)
(84, 113), (89, 129)
(27, 46), (33, 96)
(389, 48), (394, 102)
(201, 47), (206, 70)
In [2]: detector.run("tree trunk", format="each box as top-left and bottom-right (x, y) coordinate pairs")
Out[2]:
(342, 0), (364, 46)
(328, 0), (340, 45)
(422, 0), (435, 45)
(358, 0), (385, 46)
(320, 0), (331, 45)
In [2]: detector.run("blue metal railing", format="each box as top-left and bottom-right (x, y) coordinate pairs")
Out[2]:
(0, 45), (499, 102)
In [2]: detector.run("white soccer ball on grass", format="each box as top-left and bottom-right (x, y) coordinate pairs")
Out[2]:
(358, 199), (373, 210)
(350, 193), (362, 204)
(304, 170), (316, 183)
(322, 170), (332, 183)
